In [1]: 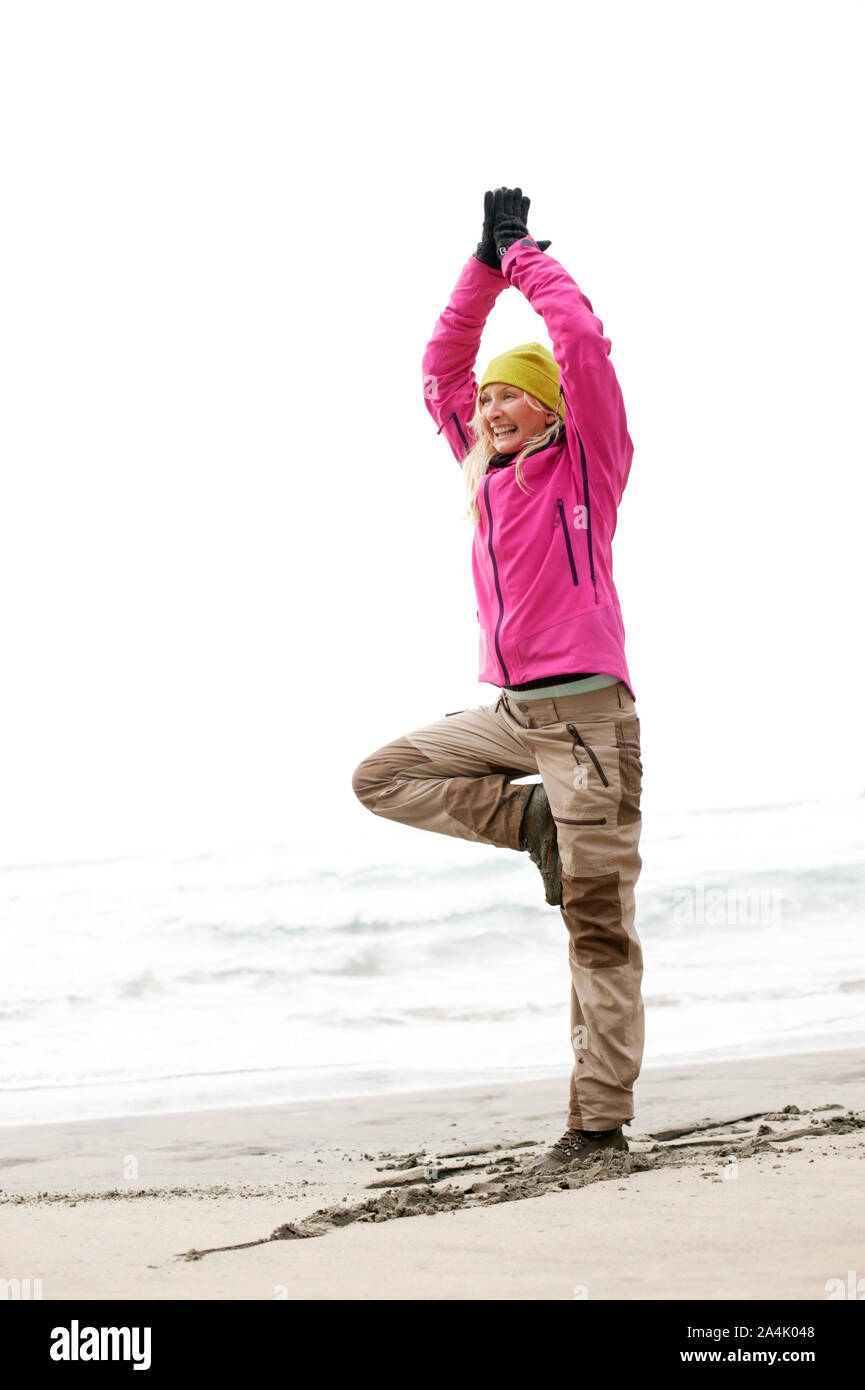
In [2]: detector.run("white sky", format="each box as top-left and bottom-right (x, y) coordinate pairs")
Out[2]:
(2, 0), (863, 864)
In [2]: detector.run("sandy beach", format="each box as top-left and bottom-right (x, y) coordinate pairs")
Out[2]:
(1, 1045), (863, 1301)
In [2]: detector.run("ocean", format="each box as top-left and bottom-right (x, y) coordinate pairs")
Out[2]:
(1, 793), (863, 1126)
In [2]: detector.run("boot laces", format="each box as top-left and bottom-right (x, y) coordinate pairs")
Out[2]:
(552, 1128), (586, 1156)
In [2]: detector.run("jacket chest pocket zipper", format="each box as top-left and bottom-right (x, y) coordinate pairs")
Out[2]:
(566, 723), (610, 786)
(556, 816), (607, 826)
(556, 499), (579, 585)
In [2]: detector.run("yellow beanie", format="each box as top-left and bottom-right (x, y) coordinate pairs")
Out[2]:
(479, 341), (564, 420)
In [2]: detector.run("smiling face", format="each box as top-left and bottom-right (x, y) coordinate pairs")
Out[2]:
(479, 383), (557, 453)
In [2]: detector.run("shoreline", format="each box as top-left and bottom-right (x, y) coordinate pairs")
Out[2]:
(1, 1043), (863, 1299)
(5, 1027), (865, 1134)
(3, 1041), (864, 1158)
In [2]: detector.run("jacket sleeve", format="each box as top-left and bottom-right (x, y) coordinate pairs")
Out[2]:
(499, 237), (634, 502)
(421, 253), (509, 466)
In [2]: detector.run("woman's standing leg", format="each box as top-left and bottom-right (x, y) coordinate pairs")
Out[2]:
(501, 683), (645, 1132)
(563, 813), (643, 1131)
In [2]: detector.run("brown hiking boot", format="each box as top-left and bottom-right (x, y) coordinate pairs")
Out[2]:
(527, 1126), (628, 1175)
(519, 783), (562, 907)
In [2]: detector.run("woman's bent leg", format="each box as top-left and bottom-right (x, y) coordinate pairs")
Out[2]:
(352, 702), (537, 849)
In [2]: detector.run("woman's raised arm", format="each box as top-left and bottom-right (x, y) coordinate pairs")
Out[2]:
(499, 236), (634, 503)
(420, 197), (510, 465)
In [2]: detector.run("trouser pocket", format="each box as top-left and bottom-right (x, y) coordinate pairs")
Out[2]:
(526, 715), (640, 873)
(566, 723), (609, 787)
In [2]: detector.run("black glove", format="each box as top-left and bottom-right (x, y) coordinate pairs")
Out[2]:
(475, 187), (550, 267)
(493, 185), (552, 258)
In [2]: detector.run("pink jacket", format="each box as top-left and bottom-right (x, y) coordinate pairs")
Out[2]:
(421, 237), (636, 699)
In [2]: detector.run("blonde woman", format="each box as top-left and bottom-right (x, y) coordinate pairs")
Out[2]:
(353, 187), (643, 1174)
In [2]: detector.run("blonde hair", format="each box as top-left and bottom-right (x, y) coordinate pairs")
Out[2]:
(463, 390), (562, 523)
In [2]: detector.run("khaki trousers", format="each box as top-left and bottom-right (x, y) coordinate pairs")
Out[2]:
(352, 681), (644, 1130)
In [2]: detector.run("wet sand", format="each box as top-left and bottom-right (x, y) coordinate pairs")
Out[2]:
(1, 1045), (863, 1300)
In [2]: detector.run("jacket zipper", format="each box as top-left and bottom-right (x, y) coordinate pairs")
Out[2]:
(556, 498), (579, 585)
(437, 410), (469, 457)
(556, 816), (607, 826)
(566, 723), (610, 786)
(559, 386), (599, 604)
(482, 474), (510, 685)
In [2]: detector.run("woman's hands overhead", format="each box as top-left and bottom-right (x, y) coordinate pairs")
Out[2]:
(474, 187), (551, 268)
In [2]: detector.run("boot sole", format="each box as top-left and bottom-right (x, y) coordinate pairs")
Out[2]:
(523, 787), (563, 906)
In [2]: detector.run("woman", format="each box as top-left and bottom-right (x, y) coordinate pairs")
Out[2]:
(352, 188), (644, 1175)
